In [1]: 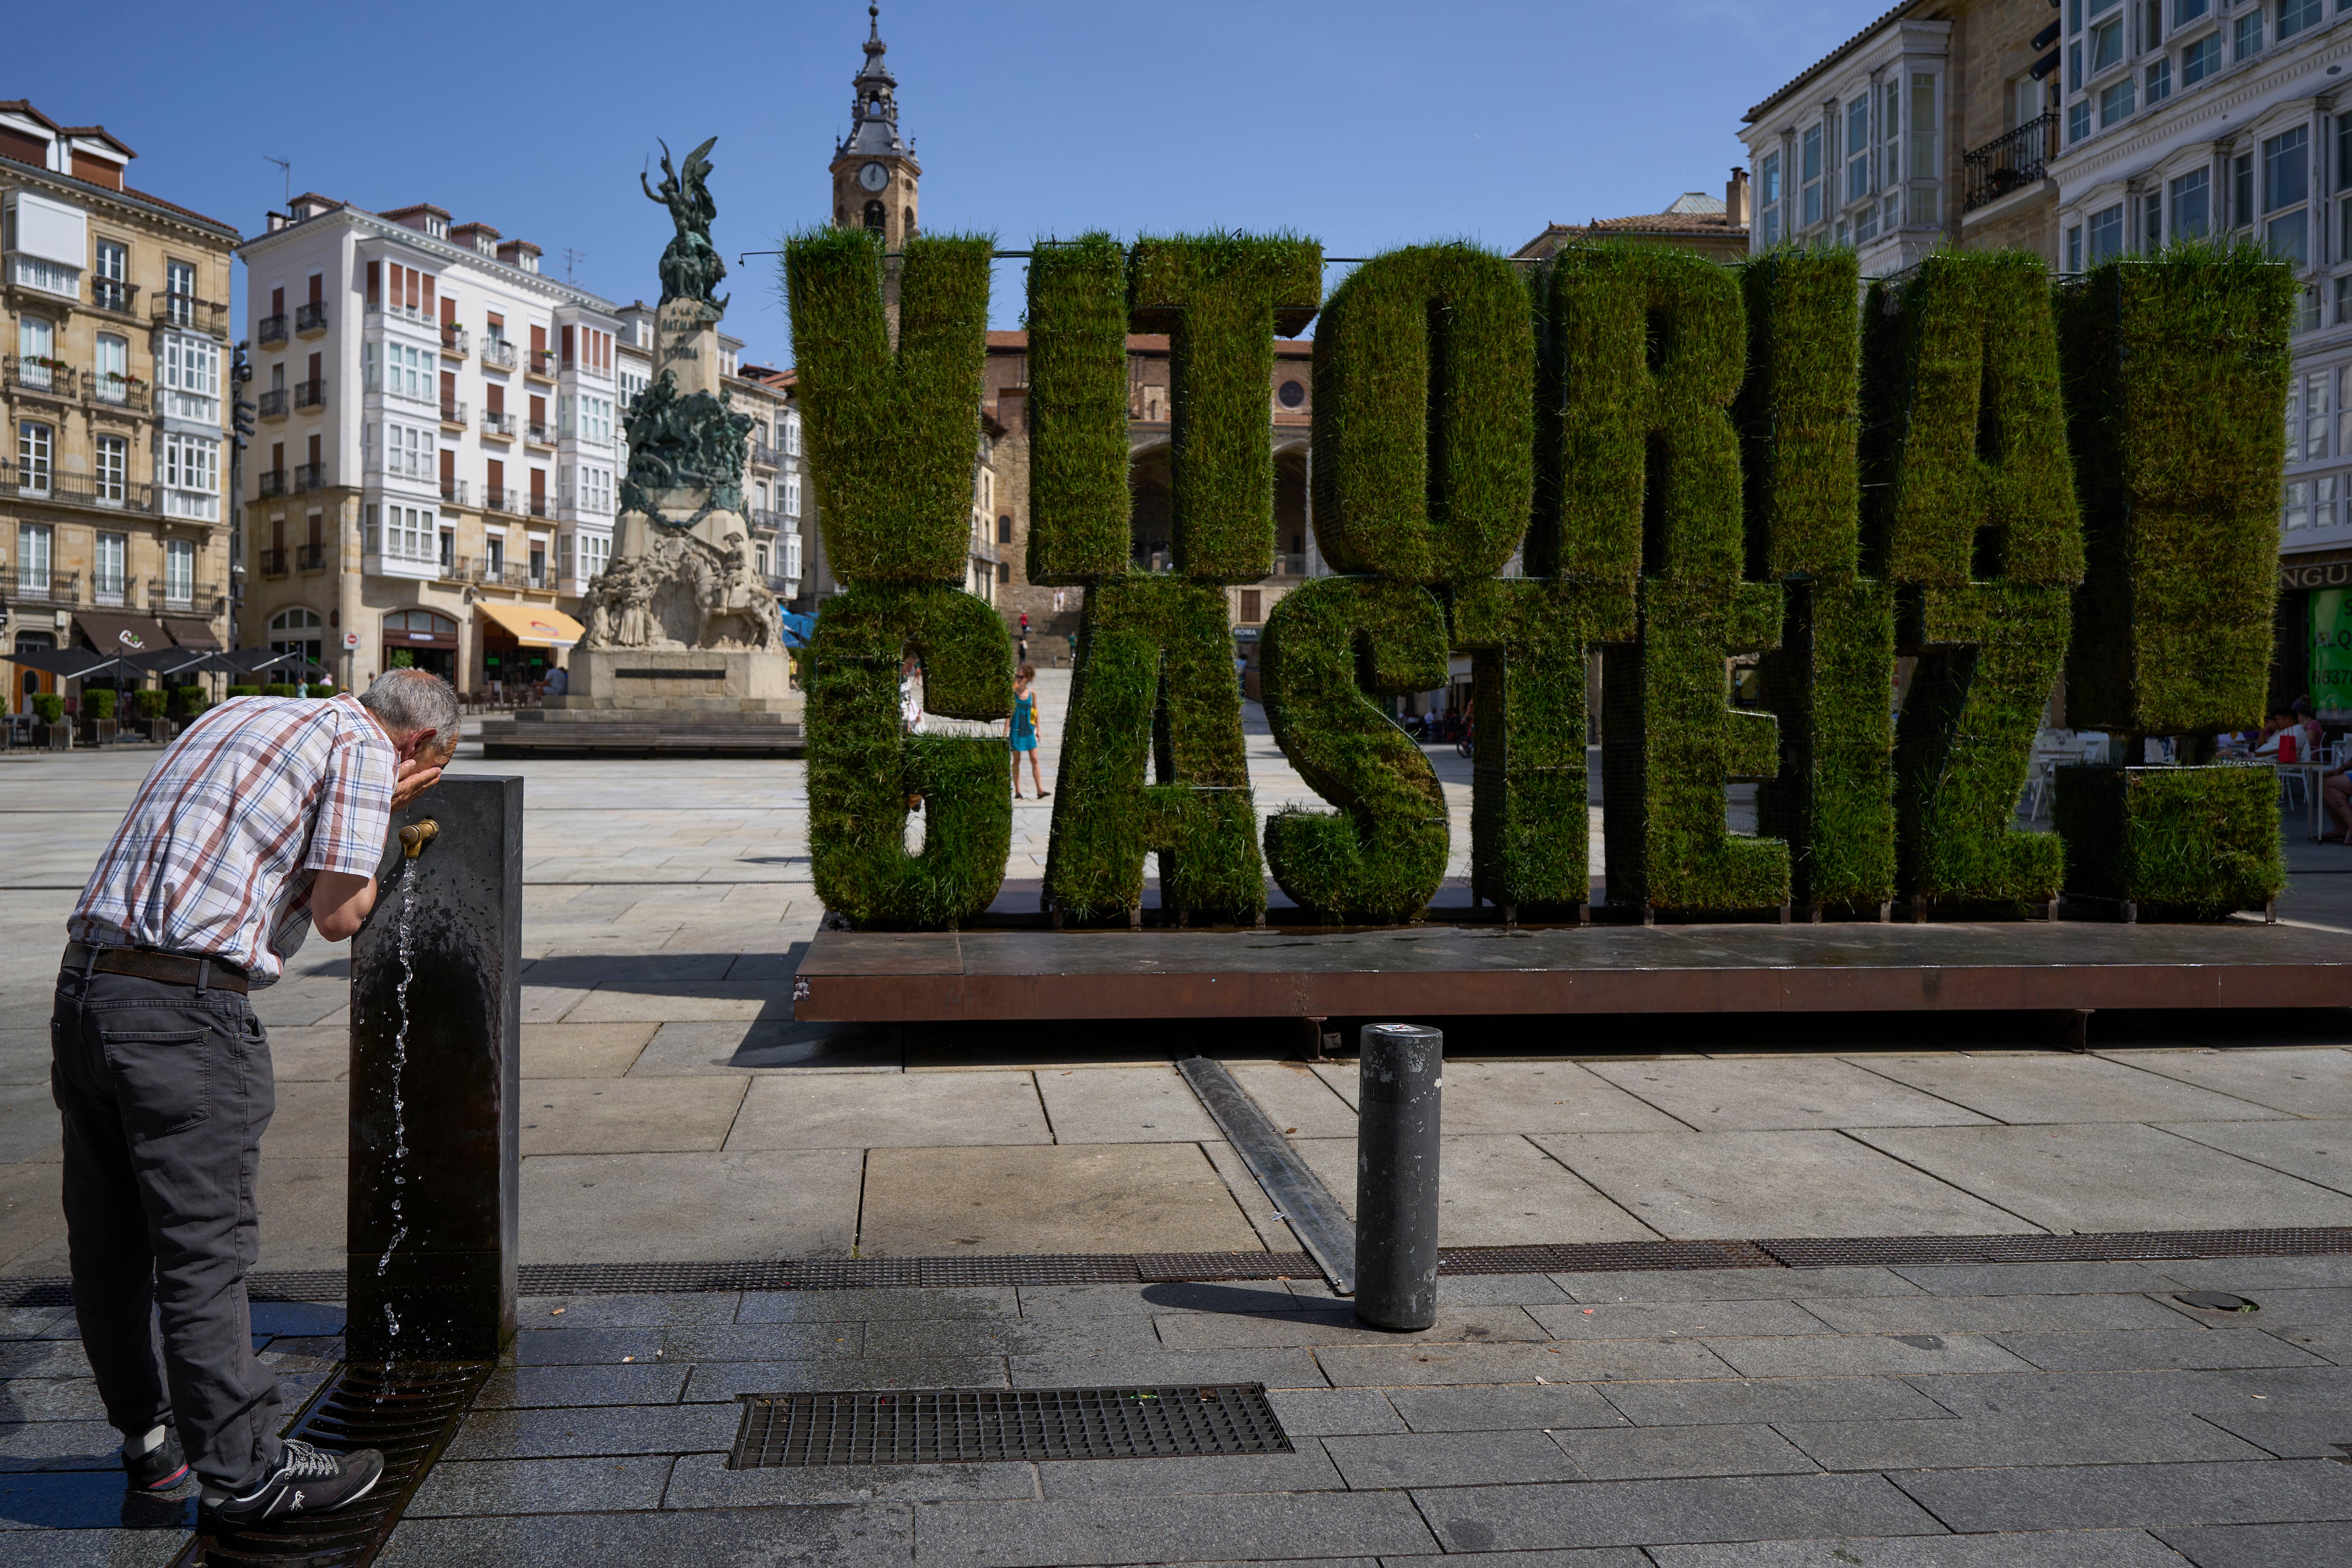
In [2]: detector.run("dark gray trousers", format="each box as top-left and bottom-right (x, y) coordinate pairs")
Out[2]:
(49, 961), (283, 1492)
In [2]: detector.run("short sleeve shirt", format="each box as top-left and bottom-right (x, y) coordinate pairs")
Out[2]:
(69, 694), (397, 984)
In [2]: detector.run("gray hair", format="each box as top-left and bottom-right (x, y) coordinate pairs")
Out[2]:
(360, 668), (460, 751)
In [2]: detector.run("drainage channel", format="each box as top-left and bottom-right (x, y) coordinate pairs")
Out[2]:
(1176, 1054), (1358, 1294)
(731, 1384), (1292, 1468)
(169, 1360), (490, 1568)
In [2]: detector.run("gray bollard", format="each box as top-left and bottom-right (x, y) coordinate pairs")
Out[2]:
(1355, 1022), (1442, 1330)
(349, 776), (524, 1361)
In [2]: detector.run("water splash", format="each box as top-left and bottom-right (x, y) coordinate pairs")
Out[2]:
(376, 856), (418, 1352)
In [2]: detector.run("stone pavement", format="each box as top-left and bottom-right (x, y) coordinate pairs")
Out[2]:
(4, 1255), (2351, 1563)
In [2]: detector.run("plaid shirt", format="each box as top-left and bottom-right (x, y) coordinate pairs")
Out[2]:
(69, 695), (397, 986)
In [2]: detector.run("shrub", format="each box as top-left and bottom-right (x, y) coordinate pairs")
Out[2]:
(1025, 233), (1133, 583)
(264, 683), (299, 698)
(1311, 243), (1533, 584)
(1739, 247), (1895, 911)
(785, 226), (996, 584)
(81, 689), (117, 721)
(225, 685), (263, 697)
(30, 693), (63, 724)
(2054, 763), (2284, 917)
(804, 583), (1013, 927)
(1259, 577), (1451, 922)
(1862, 250), (2081, 907)
(1127, 233), (1322, 581)
(1043, 574), (1264, 923)
(133, 689), (168, 720)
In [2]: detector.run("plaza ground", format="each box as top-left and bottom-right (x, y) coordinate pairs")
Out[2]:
(0, 671), (2346, 1561)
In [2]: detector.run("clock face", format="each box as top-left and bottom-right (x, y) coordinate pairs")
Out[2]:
(858, 161), (890, 192)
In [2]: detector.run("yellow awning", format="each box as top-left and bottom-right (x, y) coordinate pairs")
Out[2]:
(475, 602), (585, 648)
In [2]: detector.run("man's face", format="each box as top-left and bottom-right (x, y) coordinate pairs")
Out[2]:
(395, 727), (455, 769)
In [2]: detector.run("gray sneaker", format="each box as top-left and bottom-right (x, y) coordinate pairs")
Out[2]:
(199, 1439), (384, 1529)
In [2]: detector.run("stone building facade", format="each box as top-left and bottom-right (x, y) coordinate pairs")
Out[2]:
(1, 100), (239, 713)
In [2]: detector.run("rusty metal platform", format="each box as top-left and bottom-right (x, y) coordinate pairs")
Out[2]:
(789, 918), (2352, 1022)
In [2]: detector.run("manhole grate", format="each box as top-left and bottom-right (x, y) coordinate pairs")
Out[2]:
(729, 1384), (1292, 1468)
(171, 1360), (490, 1567)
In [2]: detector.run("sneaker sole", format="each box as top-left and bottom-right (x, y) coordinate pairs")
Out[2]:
(129, 1461), (189, 1492)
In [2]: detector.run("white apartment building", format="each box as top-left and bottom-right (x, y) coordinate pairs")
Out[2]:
(234, 193), (624, 692)
(2045, 0), (2352, 702)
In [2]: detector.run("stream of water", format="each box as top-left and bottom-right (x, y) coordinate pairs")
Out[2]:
(376, 855), (419, 1350)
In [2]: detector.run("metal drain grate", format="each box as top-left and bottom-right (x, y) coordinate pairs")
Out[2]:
(1757, 1227), (2352, 1269)
(171, 1360), (490, 1567)
(730, 1384), (1292, 1468)
(1440, 1240), (1779, 1275)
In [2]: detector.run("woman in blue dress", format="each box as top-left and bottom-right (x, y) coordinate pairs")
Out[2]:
(1006, 663), (1047, 800)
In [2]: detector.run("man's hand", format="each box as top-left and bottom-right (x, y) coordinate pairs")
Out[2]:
(391, 754), (444, 813)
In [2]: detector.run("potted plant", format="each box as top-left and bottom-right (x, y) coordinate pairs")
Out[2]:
(81, 688), (118, 746)
(133, 687), (171, 742)
(30, 692), (67, 749)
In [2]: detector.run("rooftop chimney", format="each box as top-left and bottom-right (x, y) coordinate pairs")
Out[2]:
(1726, 166), (1752, 230)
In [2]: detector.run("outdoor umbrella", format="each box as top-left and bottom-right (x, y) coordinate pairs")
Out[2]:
(5, 647), (147, 683)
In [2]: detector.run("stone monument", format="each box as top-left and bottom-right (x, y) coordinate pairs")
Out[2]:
(485, 137), (801, 756)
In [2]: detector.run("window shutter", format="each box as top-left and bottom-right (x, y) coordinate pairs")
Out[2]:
(561, 325), (575, 363)
(529, 395), (546, 425)
(488, 458), (504, 491)
(440, 449), (455, 483)
(365, 262), (379, 304)
(530, 325), (548, 356)
(422, 275), (434, 314)
(271, 441), (285, 469)
(308, 273), (323, 304)
(271, 286), (285, 315)
(530, 468), (547, 500)
(307, 352), (321, 381)
(486, 383), (503, 414)
(308, 434), (321, 466)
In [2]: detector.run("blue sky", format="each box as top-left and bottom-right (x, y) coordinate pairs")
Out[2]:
(17, 0), (1861, 355)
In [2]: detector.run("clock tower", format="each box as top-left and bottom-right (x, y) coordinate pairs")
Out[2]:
(830, 3), (920, 248)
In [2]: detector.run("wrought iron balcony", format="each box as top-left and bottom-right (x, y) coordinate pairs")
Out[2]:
(480, 337), (518, 371)
(7, 357), (75, 398)
(293, 462), (324, 491)
(440, 477), (469, 506)
(481, 409), (517, 438)
(257, 312), (289, 347)
(526, 494), (552, 519)
(747, 508), (785, 532)
(749, 438), (779, 467)
(441, 323), (469, 356)
(0, 459), (156, 513)
(1963, 113), (2057, 213)
(0, 567), (79, 603)
(154, 293), (228, 335)
(294, 379), (327, 411)
(259, 547), (289, 578)
(527, 348), (558, 378)
(89, 375), (149, 411)
(482, 486), (521, 514)
(256, 388), (289, 419)
(440, 399), (468, 428)
(525, 421), (555, 446)
(257, 469), (290, 498)
(89, 277), (139, 316)
(296, 542), (328, 571)
(294, 301), (329, 335)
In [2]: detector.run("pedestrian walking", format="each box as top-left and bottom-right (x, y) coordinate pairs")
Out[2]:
(52, 668), (457, 1528)
(1007, 663), (1047, 799)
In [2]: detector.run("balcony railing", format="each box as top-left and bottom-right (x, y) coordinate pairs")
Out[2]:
(762, 572), (796, 596)
(296, 541), (328, 570)
(294, 301), (329, 335)
(482, 486), (520, 514)
(1266, 552), (1308, 578)
(527, 349), (558, 378)
(481, 338), (518, 371)
(257, 312), (289, 347)
(148, 582), (223, 617)
(89, 375), (149, 411)
(294, 379), (327, 411)
(443, 554), (482, 583)
(440, 477), (468, 506)
(747, 508), (785, 532)
(259, 547), (289, 577)
(749, 438), (778, 467)
(440, 399), (468, 428)
(0, 568), (80, 604)
(89, 277), (139, 316)
(440, 323), (469, 356)
(526, 421), (555, 445)
(1963, 113), (2057, 213)
(481, 409), (517, 438)
(7, 357), (75, 398)
(154, 293), (228, 335)
(293, 462), (324, 491)
(526, 494), (551, 519)
(256, 388), (289, 419)
(94, 575), (129, 608)
(0, 458), (158, 512)
(257, 468), (289, 498)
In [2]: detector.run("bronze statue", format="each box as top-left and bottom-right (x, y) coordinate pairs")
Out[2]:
(642, 136), (726, 311)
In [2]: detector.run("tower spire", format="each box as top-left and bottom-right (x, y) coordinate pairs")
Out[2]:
(830, 1), (920, 245)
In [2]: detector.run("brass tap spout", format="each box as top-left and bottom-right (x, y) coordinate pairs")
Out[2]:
(399, 820), (439, 859)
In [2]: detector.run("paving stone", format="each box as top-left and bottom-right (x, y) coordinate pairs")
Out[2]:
(1261, 1387), (1406, 1436)
(442, 1402), (740, 1461)
(1154, 1306), (1548, 1351)
(661, 1451), (1035, 1507)
(474, 1362), (689, 1409)
(909, 1490), (1438, 1568)
(520, 1149), (862, 1264)
(726, 1071), (1049, 1151)
(0, 1467), (192, 1529)
(1033, 1065), (1221, 1143)
(1224, 1061), (1359, 1138)
(631, 1019), (899, 1076)
(1313, 1059), (1689, 1135)
(518, 1022), (657, 1078)
(1992, 1329), (2331, 1372)
(510, 1326), (662, 1365)
(1316, 1338), (1734, 1387)
(1555, 1266), (1925, 1303)
(1849, 1124), (2352, 1233)
(1006, 1347), (1327, 1390)
(2098, 1045), (2352, 1117)
(859, 1317), (1159, 1360)
(1799, 1292), (2197, 1335)
(517, 1292), (741, 1330)
(1531, 1131), (2020, 1239)
(1293, 1134), (1661, 1247)
(0, 1377), (108, 1423)
(1851, 1052), (2289, 1123)
(248, 1301), (345, 1338)
(1705, 1333), (2035, 1378)
(739, 1288), (1019, 1323)
(1017, 1282), (1310, 1318)
(2155, 1118), (2352, 1199)
(1034, 1443), (1349, 1497)
(1888, 1261), (2182, 1297)
(1891, 1457), (2352, 1531)
(517, 1077), (748, 1156)
(1386, 1383), (1628, 1432)
(1584, 1056), (1994, 1131)
(2152, 1522), (2352, 1567)
(1907, 1367), (2277, 1418)
(1647, 1531), (2197, 1567)
(860, 1144), (1262, 1256)
(1415, 1473), (1943, 1552)
(1323, 1428), (1584, 1488)
(1527, 1299), (1835, 1340)
(0, 1418), (121, 1471)
(1597, 1374), (1949, 1428)
(561, 983), (786, 1024)
(1781, 1411), (2269, 1471)
(1430, 1275), (1574, 1306)
(405, 1454), (674, 1516)
(379, 1504), (913, 1567)
(0, 1527), (188, 1566)
(2185, 1288), (2352, 1328)
(683, 1357), (1008, 1402)
(2158, 1255), (2352, 1291)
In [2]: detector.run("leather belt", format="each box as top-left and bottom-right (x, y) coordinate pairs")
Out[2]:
(61, 942), (249, 995)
